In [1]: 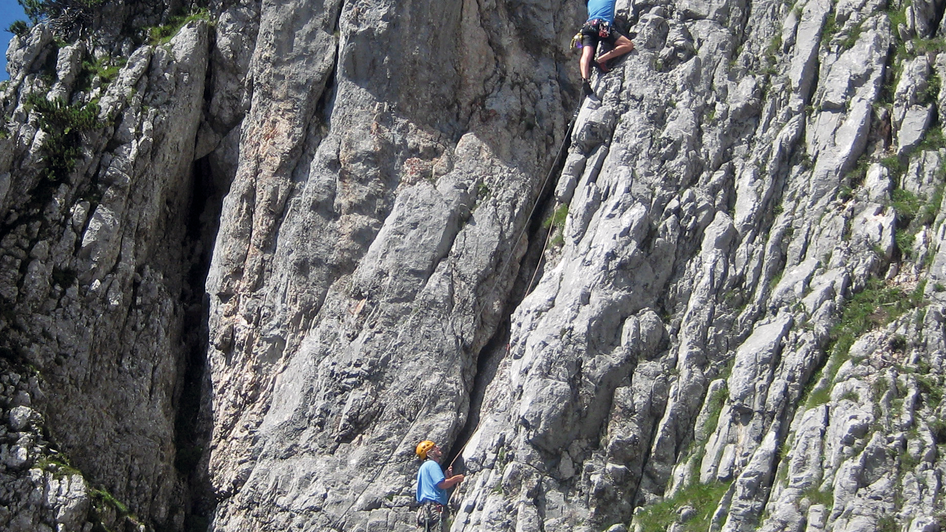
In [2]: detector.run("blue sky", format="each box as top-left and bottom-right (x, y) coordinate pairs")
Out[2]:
(1, 0), (28, 81)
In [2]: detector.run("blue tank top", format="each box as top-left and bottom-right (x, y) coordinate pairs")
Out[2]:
(586, 0), (616, 23)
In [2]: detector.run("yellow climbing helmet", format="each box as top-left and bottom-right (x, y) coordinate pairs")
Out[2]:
(416, 440), (436, 460)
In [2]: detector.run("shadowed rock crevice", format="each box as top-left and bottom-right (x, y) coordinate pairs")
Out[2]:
(173, 154), (223, 531)
(450, 98), (580, 467)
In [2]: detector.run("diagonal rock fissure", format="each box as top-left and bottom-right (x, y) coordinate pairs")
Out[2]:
(448, 101), (580, 465)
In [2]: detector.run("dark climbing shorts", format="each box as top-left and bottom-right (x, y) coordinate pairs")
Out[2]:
(580, 19), (627, 48)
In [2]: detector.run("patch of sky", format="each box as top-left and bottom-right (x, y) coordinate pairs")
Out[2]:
(1, 0), (29, 81)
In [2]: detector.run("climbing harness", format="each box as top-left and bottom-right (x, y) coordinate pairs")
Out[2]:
(597, 20), (612, 38)
(583, 19), (611, 38)
(574, 19), (611, 48)
(416, 501), (444, 529)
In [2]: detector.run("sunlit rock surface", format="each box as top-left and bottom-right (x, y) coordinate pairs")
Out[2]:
(1, 0), (946, 530)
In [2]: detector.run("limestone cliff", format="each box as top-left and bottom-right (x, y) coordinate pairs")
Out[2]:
(1, 0), (946, 531)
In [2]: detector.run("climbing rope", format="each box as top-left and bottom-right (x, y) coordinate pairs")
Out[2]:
(441, 94), (588, 506)
(330, 91), (590, 530)
(472, 93), (586, 334)
(329, 380), (439, 531)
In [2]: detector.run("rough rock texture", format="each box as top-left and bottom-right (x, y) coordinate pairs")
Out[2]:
(1, 9), (211, 530)
(3, 0), (946, 531)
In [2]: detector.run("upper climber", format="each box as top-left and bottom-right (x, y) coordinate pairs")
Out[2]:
(577, 0), (634, 95)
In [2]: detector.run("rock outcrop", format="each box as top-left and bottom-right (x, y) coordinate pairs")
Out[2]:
(2, 0), (946, 531)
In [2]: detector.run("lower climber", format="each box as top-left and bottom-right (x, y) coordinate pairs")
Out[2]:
(415, 440), (465, 531)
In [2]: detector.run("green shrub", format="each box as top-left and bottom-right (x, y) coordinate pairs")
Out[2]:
(899, 447), (920, 472)
(8, 19), (29, 37)
(840, 21), (863, 50)
(890, 180), (943, 257)
(840, 389), (859, 402)
(18, 0), (45, 24)
(896, 229), (916, 257)
(916, 374), (943, 407)
(881, 155), (907, 178)
(890, 334), (908, 351)
(476, 182), (490, 201)
(702, 385), (728, 438)
(823, 12), (839, 40)
(18, 0), (104, 34)
(929, 419), (946, 443)
(887, 3), (910, 60)
(892, 188), (922, 221)
(914, 37), (946, 56)
(90, 487), (131, 517)
(846, 153), (871, 189)
(19, 0), (104, 21)
(806, 379), (833, 407)
(920, 182), (945, 227)
(831, 278), (924, 349)
(36, 455), (82, 478)
(886, 4), (907, 33)
(543, 203), (568, 229)
(26, 93), (100, 182)
(922, 74), (942, 107)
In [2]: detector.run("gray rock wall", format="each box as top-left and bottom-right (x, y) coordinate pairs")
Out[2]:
(2, 0), (946, 531)
(1, 13), (210, 531)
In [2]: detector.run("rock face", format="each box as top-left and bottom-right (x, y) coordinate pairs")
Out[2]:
(2, 0), (946, 531)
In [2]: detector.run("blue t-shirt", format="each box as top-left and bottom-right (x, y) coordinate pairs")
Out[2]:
(416, 460), (448, 504)
(586, 0), (616, 23)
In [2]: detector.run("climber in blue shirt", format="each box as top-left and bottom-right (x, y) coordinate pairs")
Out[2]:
(577, 0), (634, 95)
(415, 440), (464, 531)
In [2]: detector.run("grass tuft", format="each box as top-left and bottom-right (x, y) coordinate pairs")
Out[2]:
(148, 8), (212, 45)
(633, 481), (731, 532)
(805, 277), (924, 407)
